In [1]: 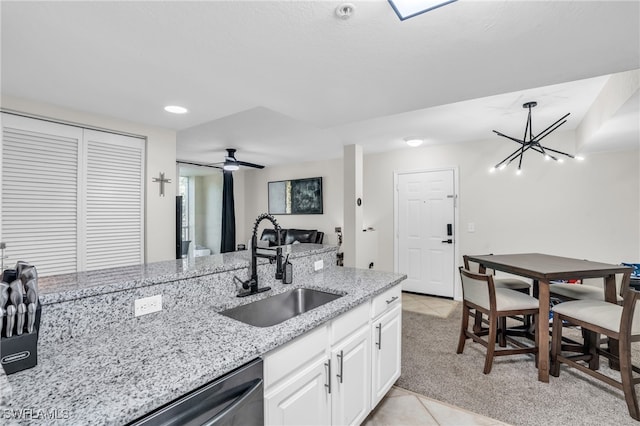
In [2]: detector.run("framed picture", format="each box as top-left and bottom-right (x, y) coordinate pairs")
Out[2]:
(268, 177), (323, 215)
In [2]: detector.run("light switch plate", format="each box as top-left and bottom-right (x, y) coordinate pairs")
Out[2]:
(134, 294), (162, 317)
(314, 259), (324, 271)
(467, 222), (475, 233)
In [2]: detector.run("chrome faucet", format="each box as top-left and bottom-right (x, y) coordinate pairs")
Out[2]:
(236, 213), (284, 297)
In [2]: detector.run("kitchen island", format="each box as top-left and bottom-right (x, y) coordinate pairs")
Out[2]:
(2, 244), (405, 425)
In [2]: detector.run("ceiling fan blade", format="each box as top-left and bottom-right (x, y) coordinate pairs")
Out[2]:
(237, 160), (265, 169)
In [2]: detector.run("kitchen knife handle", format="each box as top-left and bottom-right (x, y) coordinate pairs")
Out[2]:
(6, 304), (16, 338)
(16, 303), (26, 335)
(26, 303), (36, 334)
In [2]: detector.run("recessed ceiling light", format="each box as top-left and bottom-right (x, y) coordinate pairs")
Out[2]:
(404, 138), (423, 147)
(164, 105), (188, 114)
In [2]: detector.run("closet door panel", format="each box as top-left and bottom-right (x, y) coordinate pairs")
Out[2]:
(1, 114), (81, 275)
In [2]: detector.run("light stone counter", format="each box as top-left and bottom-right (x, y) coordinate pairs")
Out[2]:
(4, 245), (406, 425)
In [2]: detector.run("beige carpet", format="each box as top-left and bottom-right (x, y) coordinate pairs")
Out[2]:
(397, 306), (639, 426)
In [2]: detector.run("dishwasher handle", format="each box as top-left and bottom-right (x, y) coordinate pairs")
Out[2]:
(203, 378), (263, 426)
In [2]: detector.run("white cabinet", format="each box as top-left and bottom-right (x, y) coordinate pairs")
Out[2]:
(370, 284), (402, 408)
(331, 326), (370, 426)
(264, 284), (402, 426)
(371, 303), (402, 407)
(329, 302), (370, 426)
(265, 356), (331, 426)
(265, 326), (329, 426)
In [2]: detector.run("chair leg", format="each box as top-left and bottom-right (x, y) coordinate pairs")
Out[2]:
(473, 310), (483, 334)
(498, 316), (507, 347)
(550, 313), (563, 377)
(533, 313), (539, 367)
(484, 314), (497, 374)
(457, 303), (470, 354)
(584, 330), (600, 370)
(619, 335), (640, 420)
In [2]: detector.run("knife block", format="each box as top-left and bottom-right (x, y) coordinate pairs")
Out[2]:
(0, 303), (41, 375)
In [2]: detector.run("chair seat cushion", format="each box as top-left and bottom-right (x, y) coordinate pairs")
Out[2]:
(550, 283), (623, 302)
(490, 288), (539, 311)
(494, 278), (531, 291)
(552, 300), (639, 334)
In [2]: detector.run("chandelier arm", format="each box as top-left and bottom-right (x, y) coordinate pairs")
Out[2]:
(531, 113), (570, 141)
(537, 146), (574, 158)
(495, 145), (527, 168)
(492, 130), (526, 145)
(532, 120), (568, 146)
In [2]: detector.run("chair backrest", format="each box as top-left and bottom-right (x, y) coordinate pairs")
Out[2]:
(459, 267), (496, 309)
(463, 255), (494, 275)
(583, 273), (626, 297)
(620, 286), (640, 338)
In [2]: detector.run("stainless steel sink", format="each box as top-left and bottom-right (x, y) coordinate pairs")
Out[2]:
(219, 288), (343, 327)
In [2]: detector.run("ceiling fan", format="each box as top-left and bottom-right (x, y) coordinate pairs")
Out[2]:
(217, 148), (265, 171)
(178, 149), (265, 172)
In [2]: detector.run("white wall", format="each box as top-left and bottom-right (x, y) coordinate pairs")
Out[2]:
(1, 95), (177, 263)
(242, 158), (343, 246)
(365, 130), (640, 273)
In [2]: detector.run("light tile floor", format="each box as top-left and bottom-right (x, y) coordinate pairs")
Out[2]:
(363, 292), (512, 426)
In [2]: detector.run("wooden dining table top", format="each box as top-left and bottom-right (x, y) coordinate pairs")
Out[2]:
(466, 253), (632, 281)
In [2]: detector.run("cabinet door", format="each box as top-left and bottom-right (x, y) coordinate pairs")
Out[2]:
(265, 356), (331, 426)
(331, 326), (370, 426)
(371, 304), (402, 407)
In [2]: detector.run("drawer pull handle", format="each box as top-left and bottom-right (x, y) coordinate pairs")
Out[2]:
(376, 323), (382, 350)
(386, 296), (399, 305)
(325, 359), (332, 394)
(336, 350), (344, 384)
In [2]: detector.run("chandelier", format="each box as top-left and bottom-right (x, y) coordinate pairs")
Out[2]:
(491, 101), (583, 175)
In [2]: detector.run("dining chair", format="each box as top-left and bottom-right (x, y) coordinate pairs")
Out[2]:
(550, 282), (640, 421)
(463, 255), (532, 339)
(550, 275), (624, 303)
(457, 267), (539, 374)
(550, 273), (627, 370)
(463, 255), (531, 293)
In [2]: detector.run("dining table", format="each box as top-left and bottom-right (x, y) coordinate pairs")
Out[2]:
(465, 253), (633, 382)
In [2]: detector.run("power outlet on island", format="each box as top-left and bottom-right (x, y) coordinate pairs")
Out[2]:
(134, 294), (163, 317)
(314, 259), (324, 271)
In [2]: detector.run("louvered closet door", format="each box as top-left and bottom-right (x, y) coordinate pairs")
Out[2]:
(83, 130), (144, 271)
(1, 115), (81, 275)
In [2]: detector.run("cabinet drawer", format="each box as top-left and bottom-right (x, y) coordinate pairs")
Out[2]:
(330, 302), (369, 345)
(264, 325), (328, 389)
(371, 284), (401, 319)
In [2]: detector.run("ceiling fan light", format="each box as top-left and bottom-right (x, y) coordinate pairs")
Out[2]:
(544, 154), (550, 161)
(557, 158), (565, 164)
(223, 163), (239, 171)
(575, 155), (585, 161)
(515, 168), (522, 176)
(498, 164), (507, 171)
(405, 138), (423, 147)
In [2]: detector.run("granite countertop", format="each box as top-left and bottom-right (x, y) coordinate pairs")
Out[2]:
(6, 265), (406, 425)
(37, 244), (335, 304)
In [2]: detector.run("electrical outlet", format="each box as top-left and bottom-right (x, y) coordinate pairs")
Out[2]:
(467, 222), (475, 233)
(134, 294), (163, 317)
(314, 259), (324, 271)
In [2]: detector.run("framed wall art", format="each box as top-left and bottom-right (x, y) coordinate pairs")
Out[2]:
(268, 177), (323, 215)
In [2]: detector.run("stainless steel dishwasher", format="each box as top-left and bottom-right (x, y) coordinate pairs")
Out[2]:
(128, 358), (264, 426)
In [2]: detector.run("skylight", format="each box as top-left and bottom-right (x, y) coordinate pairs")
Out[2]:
(388, 0), (458, 20)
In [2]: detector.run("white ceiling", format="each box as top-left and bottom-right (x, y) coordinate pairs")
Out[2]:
(2, 1), (639, 168)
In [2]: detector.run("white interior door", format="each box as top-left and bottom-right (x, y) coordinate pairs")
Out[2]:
(396, 169), (455, 297)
